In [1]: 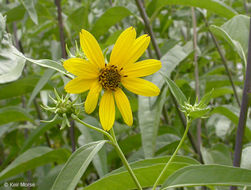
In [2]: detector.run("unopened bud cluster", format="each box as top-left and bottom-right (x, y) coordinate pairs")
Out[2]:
(41, 89), (81, 129)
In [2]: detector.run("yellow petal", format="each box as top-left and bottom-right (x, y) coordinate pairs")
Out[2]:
(99, 91), (115, 131)
(122, 34), (150, 68)
(109, 27), (136, 67)
(63, 58), (99, 78)
(85, 81), (102, 114)
(122, 59), (161, 78)
(64, 77), (94, 94)
(122, 77), (160, 96)
(80, 29), (105, 69)
(114, 88), (133, 126)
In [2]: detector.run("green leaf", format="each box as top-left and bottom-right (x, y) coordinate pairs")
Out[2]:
(162, 165), (251, 189)
(241, 146), (251, 170)
(162, 74), (187, 107)
(51, 140), (107, 190)
(0, 147), (70, 180)
(76, 116), (108, 177)
(19, 0), (38, 24)
(37, 165), (63, 190)
(0, 14), (5, 40)
(152, 42), (193, 89)
(27, 69), (55, 107)
(0, 75), (52, 100)
(0, 106), (33, 126)
(91, 6), (132, 38)
(138, 42), (192, 158)
(138, 87), (167, 158)
(201, 144), (232, 166)
(20, 120), (60, 153)
(85, 156), (200, 190)
(210, 15), (250, 66)
(199, 89), (214, 106)
(5, 5), (26, 23)
(147, 0), (237, 19)
(68, 6), (89, 32)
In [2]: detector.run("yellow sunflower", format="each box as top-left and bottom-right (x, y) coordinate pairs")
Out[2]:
(63, 27), (161, 131)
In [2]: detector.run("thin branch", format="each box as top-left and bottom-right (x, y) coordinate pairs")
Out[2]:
(243, 0), (248, 15)
(191, 7), (202, 161)
(230, 17), (251, 190)
(69, 120), (76, 152)
(135, 0), (161, 59)
(55, 0), (66, 58)
(135, 0), (202, 161)
(204, 18), (241, 107)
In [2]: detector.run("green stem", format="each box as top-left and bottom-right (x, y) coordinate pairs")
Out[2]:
(71, 114), (114, 142)
(72, 115), (142, 190)
(110, 128), (142, 190)
(152, 118), (191, 190)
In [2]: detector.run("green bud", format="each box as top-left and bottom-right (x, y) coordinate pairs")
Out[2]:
(41, 89), (82, 128)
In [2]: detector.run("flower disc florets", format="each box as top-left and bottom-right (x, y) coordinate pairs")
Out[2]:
(98, 65), (121, 91)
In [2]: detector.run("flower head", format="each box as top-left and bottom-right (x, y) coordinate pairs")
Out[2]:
(64, 27), (161, 131)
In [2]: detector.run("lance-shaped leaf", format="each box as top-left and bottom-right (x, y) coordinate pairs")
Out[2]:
(51, 140), (107, 190)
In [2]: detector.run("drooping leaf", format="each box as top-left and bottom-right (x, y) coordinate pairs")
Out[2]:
(210, 15), (250, 66)
(0, 147), (70, 180)
(51, 140), (107, 190)
(162, 165), (251, 189)
(0, 14), (26, 84)
(84, 156), (200, 190)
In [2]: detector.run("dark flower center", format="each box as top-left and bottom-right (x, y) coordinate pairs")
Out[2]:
(98, 65), (121, 91)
